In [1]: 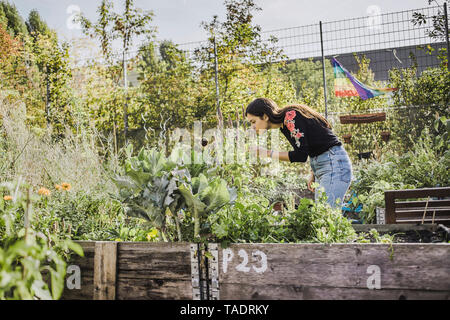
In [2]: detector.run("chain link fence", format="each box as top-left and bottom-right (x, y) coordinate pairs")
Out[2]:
(179, 4), (447, 77)
(177, 4), (448, 108)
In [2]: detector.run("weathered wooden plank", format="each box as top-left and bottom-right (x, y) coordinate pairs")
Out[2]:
(116, 278), (192, 300)
(118, 241), (192, 251)
(396, 200), (450, 208)
(217, 243), (450, 297)
(220, 261), (450, 290)
(339, 113), (386, 124)
(61, 241), (96, 300)
(385, 192), (396, 224)
(117, 251), (191, 276)
(61, 241), (450, 300)
(93, 241), (117, 300)
(117, 242), (191, 280)
(386, 187), (450, 200)
(218, 243), (450, 267)
(396, 218), (450, 224)
(395, 208), (450, 217)
(116, 241), (192, 300)
(219, 283), (450, 300)
(61, 276), (94, 300)
(352, 224), (437, 233)
(385, 188), (450, 224)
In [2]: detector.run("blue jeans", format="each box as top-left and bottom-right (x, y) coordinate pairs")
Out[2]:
(310, 145), (353, 208)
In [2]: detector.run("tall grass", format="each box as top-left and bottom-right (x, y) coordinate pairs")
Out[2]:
(0, 92), (119, 195)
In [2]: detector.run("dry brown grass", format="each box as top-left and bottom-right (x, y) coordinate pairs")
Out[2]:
(0, 93), (118, 195)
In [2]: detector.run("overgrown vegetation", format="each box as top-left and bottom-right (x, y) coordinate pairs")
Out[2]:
(0, 0), (449, 299)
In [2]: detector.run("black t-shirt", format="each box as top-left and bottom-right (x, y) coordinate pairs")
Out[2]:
(280, 109), (342, 162)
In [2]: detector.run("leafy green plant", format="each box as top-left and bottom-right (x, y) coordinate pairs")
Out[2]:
(388, 51), (449, 147)
(108, 225), (159, 242)
(209, 198), (287, 246)
(178, 173), (237, 240)
(210, 189), (366, 245)
(350, 122), (449, 223)
(112, 146), (182, 241)
(113, 145), (236, 241)
(0, 181), (83, 300)
(432, 114), (449, 156)
(285, 192), (358, 243)
(0, 229), (83, 300)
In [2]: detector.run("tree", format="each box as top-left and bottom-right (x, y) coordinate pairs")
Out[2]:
(111, 0), (156, 140)
(76, 0), (115, 62)
(0, 4), (6, 29)
(194, 0), (291, 126)
(282, 58), (336, 113)
(137, 40), (202, 133)
(22, 33), (73, 133)
(26, 9), (54, 39)
(0, 22), (22, 89)
(0, 3), (74, 136)
(159, 40), (186, 70)
(386, 1), (450, 147)
(412, 1), (449, 68)
(0, 1), (28, 37)
(412, 1), (448, 42)
(111, 0), (156, 61)
(388, 55), (449, 146)
(76, 0), (156, 141)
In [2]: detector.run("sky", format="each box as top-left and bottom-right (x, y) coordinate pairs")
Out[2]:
(11, 0), (437, 45)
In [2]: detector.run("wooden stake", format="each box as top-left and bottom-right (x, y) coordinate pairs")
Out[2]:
(421, 197), (430, 225)
(93, 241), (118, 300)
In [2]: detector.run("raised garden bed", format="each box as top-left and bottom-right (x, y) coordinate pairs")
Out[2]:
(216, 242), (449, 300)
(353, 223), (449, 243)
(384, 187), (450, 225)
(61, 225), (450, 300)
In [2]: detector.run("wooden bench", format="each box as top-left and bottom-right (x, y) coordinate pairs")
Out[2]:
(384, 187), (450, 225)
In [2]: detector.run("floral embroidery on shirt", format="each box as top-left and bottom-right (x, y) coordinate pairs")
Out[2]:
(284, 110), (304, 148)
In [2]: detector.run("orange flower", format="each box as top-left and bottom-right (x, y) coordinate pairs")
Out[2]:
(61, 183), (71, 191)
(55, 184), (62, 191)
(3, 195), (12, 201)
(38, 187), (51, 196)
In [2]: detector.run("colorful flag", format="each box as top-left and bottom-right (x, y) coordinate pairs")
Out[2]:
(331, 57), (397, 100)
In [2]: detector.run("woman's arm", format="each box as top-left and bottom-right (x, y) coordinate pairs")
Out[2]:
(267, 150), (291, 162)
(252, 147), (291, 162)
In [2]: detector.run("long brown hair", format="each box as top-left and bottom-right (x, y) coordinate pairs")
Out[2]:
(245, 97), (331, 129)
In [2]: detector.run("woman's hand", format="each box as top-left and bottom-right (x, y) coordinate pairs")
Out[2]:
(307, 173), (315, 192)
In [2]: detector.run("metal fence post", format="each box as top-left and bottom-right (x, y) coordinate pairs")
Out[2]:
(319, 21), (329, 119)
(444, 2), (450, 71)
(213, 35), (223, 129)
(45, 65), (50, 128)
(123, 50), (129, 143)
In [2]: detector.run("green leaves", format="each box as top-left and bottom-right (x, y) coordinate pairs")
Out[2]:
(177, 174), (236, 240)
(0, 236), (73, 300)
(0, 181), (84, 300)
(113, 147), (181, 232)
(178, 183), (207, 215)
(350, 125), (450, 223)
(187, 173), (235, 214)
(77, 0), (155, 62)
(114, 146), (237, 241)
(208, 189), (365, 245)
